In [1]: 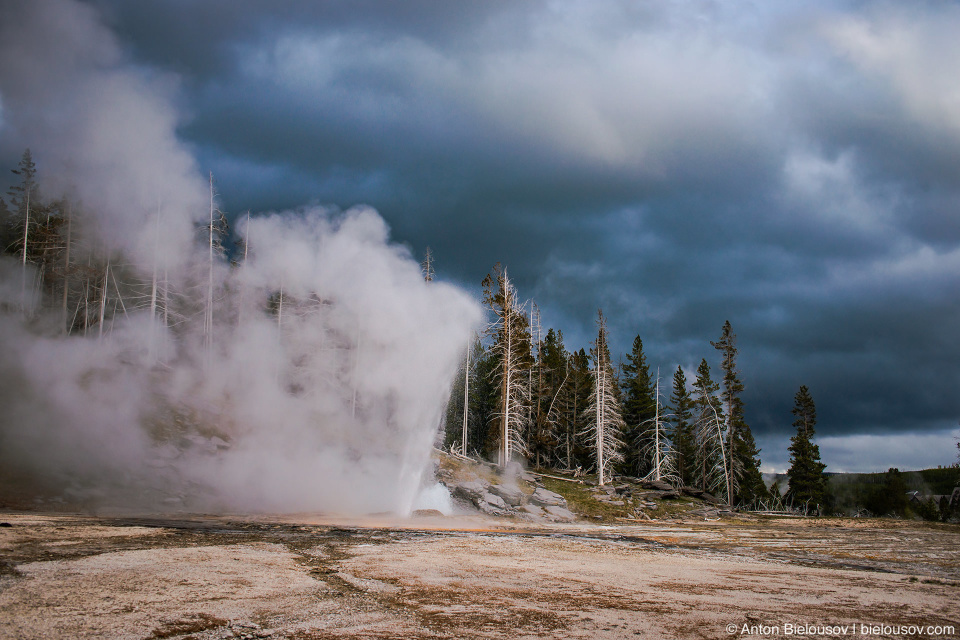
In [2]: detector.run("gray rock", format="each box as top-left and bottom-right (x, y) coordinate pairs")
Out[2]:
(489, 484), (525, 506)
(544, 505), (577, 522)
(643, 480), (674, 492)
(530, 487), (567, 508)
(520, 504), (545, 517)
(483, 491), (507, 510)
(701, 492), (725, 505)
(452, 480), (487, 504)
(476, 500), (507, 516)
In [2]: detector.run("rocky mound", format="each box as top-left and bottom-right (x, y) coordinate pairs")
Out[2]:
(434, 454), (577, 522)
(432, 451), (736, 523)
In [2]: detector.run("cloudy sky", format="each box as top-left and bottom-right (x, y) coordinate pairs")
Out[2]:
(4, 1), (959, 472)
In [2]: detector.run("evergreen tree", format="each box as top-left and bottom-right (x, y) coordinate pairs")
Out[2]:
(692, 358), (726, 497)
(864, 468), (909, 517)
(557, 348), (592, 470)
(581, 310), (624, 485)
(786, 385), (828, 513)
(0, 197), (13, 252)
(482, 264), (533, 468)
(444, 335), (484, 454)
(6, 149), (38, 266)
(471, 342), (500, 458)
(4, 150), (70, 311)
(668, 365), (696, 487)
(735, 427), (768, 508)
(529, 327), (567, 468)
(421, 246), (435, 282)
(711, 320), (766, 506)
(641, 369), (677, 483)
(620, 335), (657, 477)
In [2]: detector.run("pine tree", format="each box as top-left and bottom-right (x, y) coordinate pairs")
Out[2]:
(692, 358), (727, 498)
(641, 369), (677, 483)
(482, 264), (532, 468)
(557, 348), (592, 470)
(202, 173), (229, 363)
(442, 333), (487, 456)
(735, 428), (768, 507)
(786, 385), (828, 514)
(471, 342), (500, 458)
(529, 327), (567, 468)
(865, 468), (909, 517)
(669, 365), (696, 487)
(620, 335), (657, 477)
(421, 247), (435, 282)
(581, 310), (624, 485)
(7, 149), (38, 268)
(711, 320), (766, 506)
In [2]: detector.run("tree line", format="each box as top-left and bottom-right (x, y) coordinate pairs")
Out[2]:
(441, 263), (831, 510)
(1, 149), (234, 352)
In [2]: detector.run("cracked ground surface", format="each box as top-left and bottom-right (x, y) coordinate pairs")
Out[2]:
(1, 512), (958, 639)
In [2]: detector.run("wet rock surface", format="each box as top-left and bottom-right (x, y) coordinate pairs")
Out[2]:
(1, 512), (958, 639)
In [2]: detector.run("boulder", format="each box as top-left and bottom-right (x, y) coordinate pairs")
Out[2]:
(701, 492), (725, 505)
(482, 492), (507, 511)
(452, 480), (487, 504)
(489, 484), (525, 507)
(642, 480), (674, 492)
(520, 504), (545, 517)
(543, 505), (577, 522)
(530, 487), (567, 508)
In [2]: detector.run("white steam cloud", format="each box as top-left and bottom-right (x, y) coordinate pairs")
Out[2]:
(0, 0), (480, 514)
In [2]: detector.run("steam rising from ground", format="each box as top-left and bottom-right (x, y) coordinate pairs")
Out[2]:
(0, 0), (480, 514)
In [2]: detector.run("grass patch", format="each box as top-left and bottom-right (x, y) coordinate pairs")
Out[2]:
(649, 496), (701, 518)
(538, 477), (629, 522)
(537, 473), (705, 521)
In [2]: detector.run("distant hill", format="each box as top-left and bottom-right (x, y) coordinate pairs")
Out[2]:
(765, 467), (959, 515)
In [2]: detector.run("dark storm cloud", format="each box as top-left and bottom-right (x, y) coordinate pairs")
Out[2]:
(22, 1), (960, 470)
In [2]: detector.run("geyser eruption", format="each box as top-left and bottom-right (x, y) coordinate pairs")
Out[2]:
(0, 0), (481, 514)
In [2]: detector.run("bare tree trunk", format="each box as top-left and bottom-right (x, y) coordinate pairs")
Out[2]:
(238, 211), (250, 327)
(61, 203), (71, 333)
(83, 268), (90, 337)
(461, 335), (469, 456)
(204, 173), (215, 365)
(162, 266), (169, 361)
(653, 374), (661, 482)
(501, 311), (511, 468)
(148, 207), (160, 358)
(20, 189), (30, 309)
(352, 321), (361, 421)
(595, 356), (603, 483)
(98, 258), (109, 340)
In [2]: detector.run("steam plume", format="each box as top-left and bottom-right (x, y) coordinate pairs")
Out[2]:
(0, 0), (480, 514)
